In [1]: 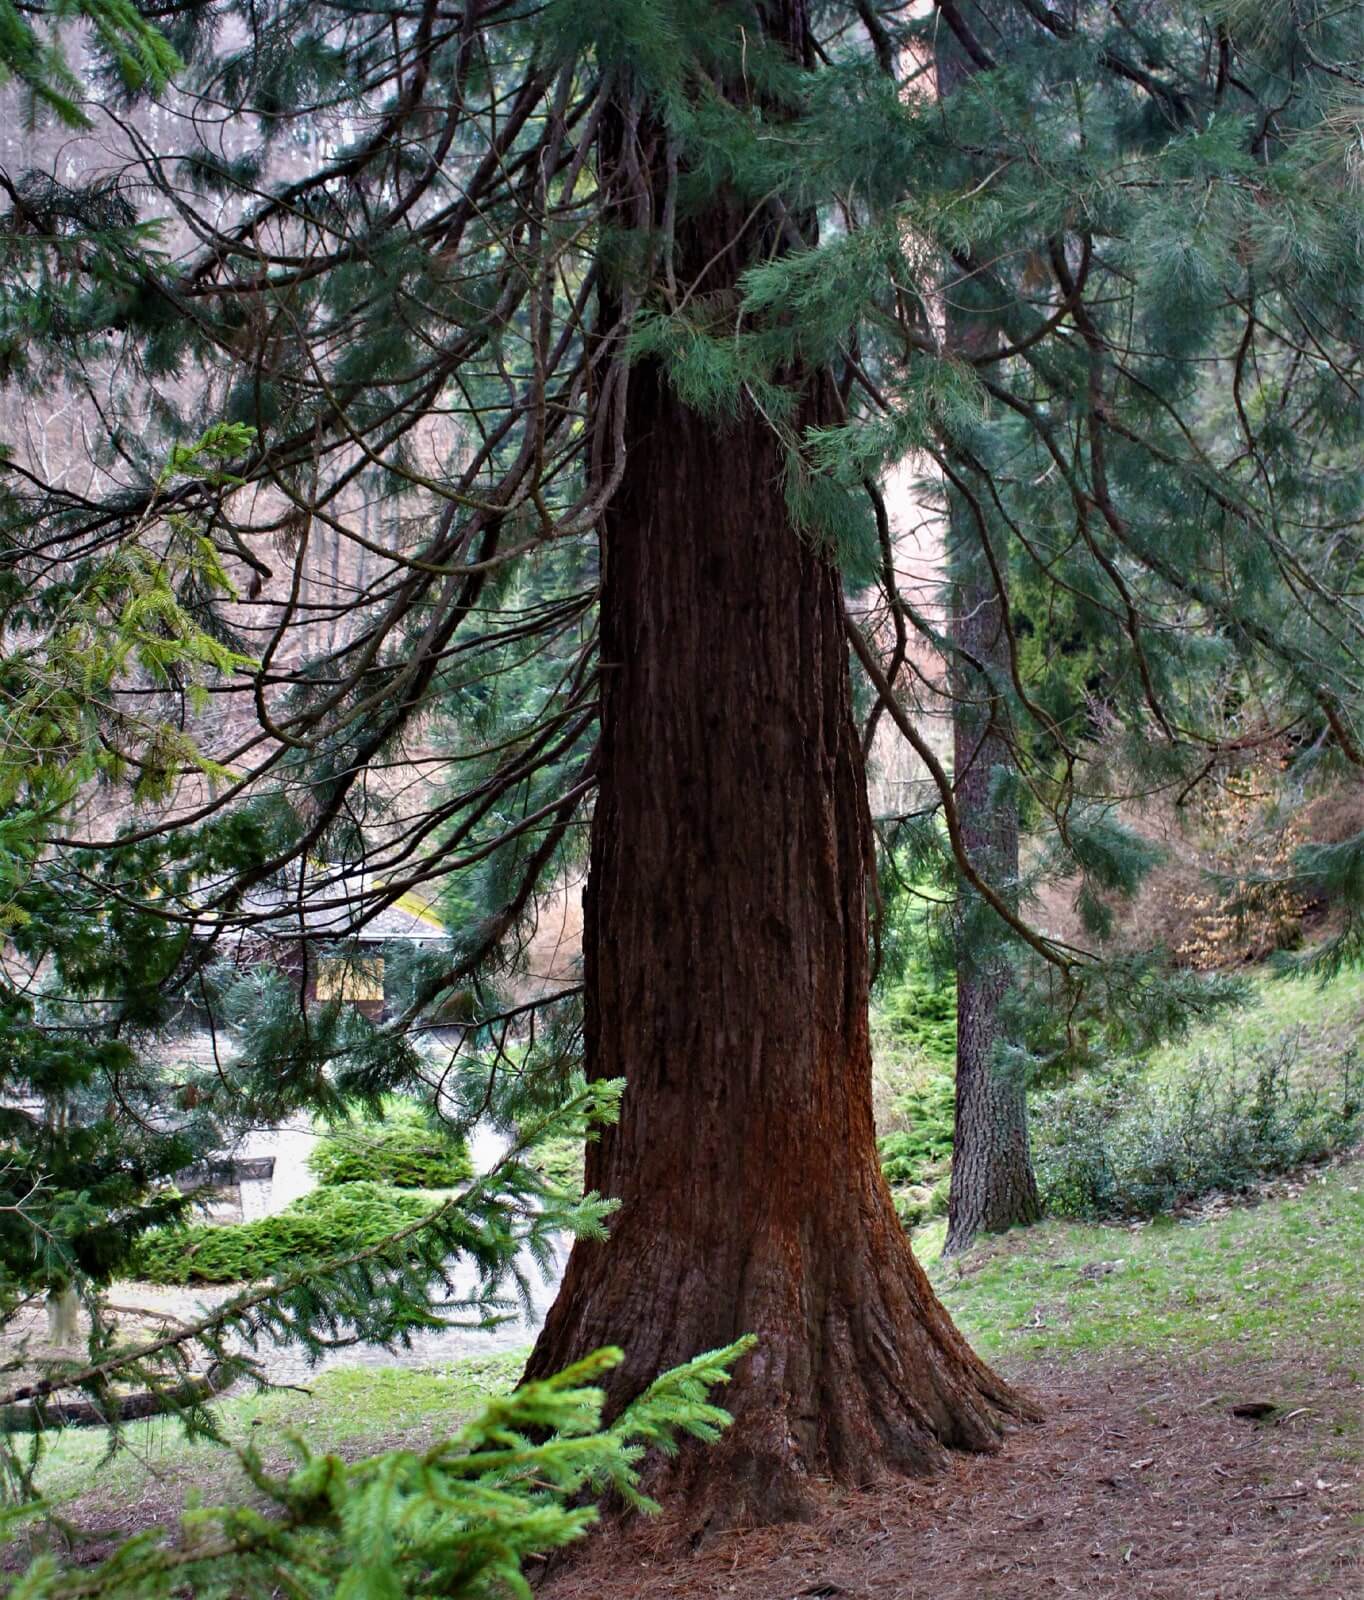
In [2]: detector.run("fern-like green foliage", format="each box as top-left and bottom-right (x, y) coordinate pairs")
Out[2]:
(5, 1340), (755, 1600)
(877, 1074), (956, 1184)
(0, 0), (181, 127)
(878, 966), (957, 1072)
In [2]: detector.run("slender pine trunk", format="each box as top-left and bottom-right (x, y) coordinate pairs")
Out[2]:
(942, 536), (1041, 1254)
(937, 0), (1041, 1259)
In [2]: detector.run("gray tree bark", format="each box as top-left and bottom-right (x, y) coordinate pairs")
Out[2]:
(938, 0), (1041, 1257)
(942, 531), (1041, 1255)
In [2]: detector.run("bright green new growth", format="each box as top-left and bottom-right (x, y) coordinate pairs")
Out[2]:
(5, 1339), (754, 1600)
(131, 1183), (440, 1285)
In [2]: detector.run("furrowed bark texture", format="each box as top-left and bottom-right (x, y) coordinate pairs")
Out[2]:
(525, 4), (1032, 1527)
(938, 0), (1042, 1259)
(943, 543), (1042, 1256)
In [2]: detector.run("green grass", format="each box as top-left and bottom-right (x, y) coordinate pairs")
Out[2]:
(29, 1349), (529, 1512)
(1145, 964), (1364, 1087)
(20, 1164), (1364, 1536)
(26, 964), (1364, 1529)
(919, 1157), (1364, 1367)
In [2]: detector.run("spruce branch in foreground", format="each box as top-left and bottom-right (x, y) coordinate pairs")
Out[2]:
(3, 1339), (755, 1600)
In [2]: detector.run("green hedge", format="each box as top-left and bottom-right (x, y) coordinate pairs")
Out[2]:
(131, 1183), (435, 1285)
(309, 1103), (472, 1189)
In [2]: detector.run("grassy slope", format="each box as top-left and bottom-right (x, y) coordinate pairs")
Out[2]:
(920, 1159), (1363, 1367)
(916, 964), (1363, 1366)
(1144, 963), (1364, 1086)
(29, 1351), (527, 1512)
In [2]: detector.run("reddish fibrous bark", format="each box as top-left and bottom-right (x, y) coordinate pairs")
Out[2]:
(524, 9), (1035, 1512)
(525, 337), (1035, 1524)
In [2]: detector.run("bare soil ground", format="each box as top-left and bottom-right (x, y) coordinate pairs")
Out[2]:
(543, 1346), (1361, 1600)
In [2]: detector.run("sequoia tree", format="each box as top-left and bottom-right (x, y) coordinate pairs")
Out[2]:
(521, 8), (1026, 1525)
(1, 0), (1033, 1532)
(2, 0), (1361, 1565)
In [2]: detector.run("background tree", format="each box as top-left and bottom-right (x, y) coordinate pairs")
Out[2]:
(934, 0), (1042, 1254)
(833, 0), (1363, 1126)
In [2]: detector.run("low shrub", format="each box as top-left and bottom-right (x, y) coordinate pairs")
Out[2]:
(309, 1102), (472, 1189)
(875, 1070), (955, 1227)
(877, 961), (956, 1071)
(131, 1182), (435, 1284)
(528, 1134), (585, 1196)
(1032, 1035), (1361, 1221)
(890, 1173), (950, 1229)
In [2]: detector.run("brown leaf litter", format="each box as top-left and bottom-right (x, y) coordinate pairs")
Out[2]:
(542, 1348), (1361, 1600)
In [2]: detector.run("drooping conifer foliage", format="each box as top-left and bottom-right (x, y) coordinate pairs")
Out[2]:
(0, 0), (1361, 1567)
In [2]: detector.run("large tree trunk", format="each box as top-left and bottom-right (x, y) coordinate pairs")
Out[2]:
(525, 359), (1030, 1526)
(525, 9), (1032, 1517)
(943, 540), (1041, 1256)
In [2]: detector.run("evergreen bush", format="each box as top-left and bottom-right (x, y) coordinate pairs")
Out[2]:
(877, 962), (957, 1072)
(310, 1102), (473, 1190)
(132, 1183), (436, 1285)
(876, 1073), (956, 1183)
(6, 1340), (753, 1600)
(1032, 1040), (1362, 1221)
(528, 1134), (586, 1198)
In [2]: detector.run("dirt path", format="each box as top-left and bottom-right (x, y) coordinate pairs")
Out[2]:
(10, 1342), (1358, 1594)
(544, 1347), (1361, 1600)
